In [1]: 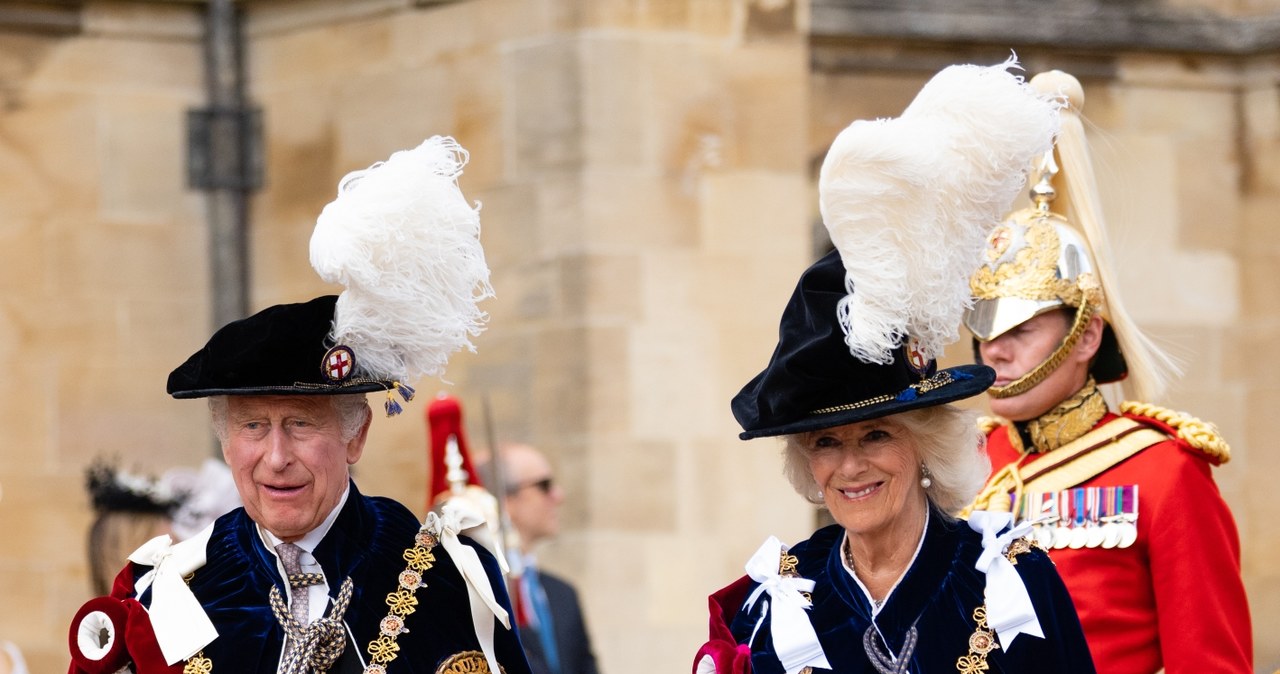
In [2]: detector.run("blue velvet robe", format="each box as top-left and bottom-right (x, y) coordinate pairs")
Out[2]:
(132, 481), (532, 673)
(728, 510), (1095, 673)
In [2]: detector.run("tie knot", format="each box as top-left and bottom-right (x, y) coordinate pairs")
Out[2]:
(277, 542), (304, 574)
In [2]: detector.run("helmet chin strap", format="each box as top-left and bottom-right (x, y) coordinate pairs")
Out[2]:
(987, 301), (1096, 399)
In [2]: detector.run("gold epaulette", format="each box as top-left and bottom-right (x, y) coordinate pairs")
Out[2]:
(1120, 400), (1231, 465)
(976, 415), (1006, 437)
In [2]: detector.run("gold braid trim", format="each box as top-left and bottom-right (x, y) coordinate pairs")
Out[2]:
(1120, 401), (1231, 465)
(1024, 378), (1106, 453)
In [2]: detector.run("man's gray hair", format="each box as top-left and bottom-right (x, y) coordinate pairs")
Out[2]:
(208, 394), (372, 445)
(781, 404), (990, 519)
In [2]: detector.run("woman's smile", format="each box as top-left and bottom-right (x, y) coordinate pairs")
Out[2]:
(837, 482), (884, 501)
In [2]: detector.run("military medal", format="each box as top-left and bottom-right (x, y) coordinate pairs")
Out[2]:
(1099, 486), (1121, 549)
(1117, 521), (1138, 548)
(1084, 488), (1105, 548)
(1116, 485), (1139, 548)
(1064, 490), (1086, 549)
(1052, 495), (1072, 548)
(1022, 492), (1058, 549)
(1100, 521), (1120, 549)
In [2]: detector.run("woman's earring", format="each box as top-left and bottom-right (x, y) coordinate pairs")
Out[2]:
(919, 462), (933, 489)
(815, 489), (825, 500)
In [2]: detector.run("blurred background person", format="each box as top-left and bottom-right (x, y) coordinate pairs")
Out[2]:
(84, 460), (182, 597)
(488, 443), (600, 674)
(84, 458), (240, 596)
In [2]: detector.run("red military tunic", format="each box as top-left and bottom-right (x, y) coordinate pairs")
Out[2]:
(984, 410), (1252, 673)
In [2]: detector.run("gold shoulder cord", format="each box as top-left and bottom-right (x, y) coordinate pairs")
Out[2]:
(1120, 401), (1231, 464)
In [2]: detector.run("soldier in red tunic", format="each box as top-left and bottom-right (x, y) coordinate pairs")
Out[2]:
(964, 70), (1252, 673)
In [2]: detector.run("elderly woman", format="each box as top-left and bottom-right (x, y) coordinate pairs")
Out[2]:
(693, 61), (1095, 674)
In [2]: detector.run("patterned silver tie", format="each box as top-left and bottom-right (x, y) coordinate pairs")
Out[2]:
(276, 542), (310, 626)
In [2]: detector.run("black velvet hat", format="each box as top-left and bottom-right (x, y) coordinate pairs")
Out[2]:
(167, 295), (392, 398)
(731, 251), (995, 440)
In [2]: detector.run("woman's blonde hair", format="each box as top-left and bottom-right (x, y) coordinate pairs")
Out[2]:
(781, 404), (990, 518)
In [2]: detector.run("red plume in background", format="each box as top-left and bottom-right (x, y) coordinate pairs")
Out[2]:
(427, 392), (486, 510)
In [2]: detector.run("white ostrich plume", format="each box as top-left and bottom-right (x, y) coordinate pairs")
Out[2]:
(310, 136), (493, 384)
(819, 58), (1060, 364)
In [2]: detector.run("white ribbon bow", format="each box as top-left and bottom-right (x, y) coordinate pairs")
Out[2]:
(128, 524), (219, 664)
(742, 536), (831, 674)
(967, 511), (1045, 650)
(425, 502), (512, 674)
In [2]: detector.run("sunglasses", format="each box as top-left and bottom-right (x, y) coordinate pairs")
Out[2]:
(509, 476), (555, 495)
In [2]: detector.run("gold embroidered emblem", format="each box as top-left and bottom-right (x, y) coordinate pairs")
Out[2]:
(385, 588), (419, 616)
(985, 225), (1012, 262)
(436, 650), (506, 674)
(778, 553), (799, 576)
(183, 652), (213, 674)
(1003, 536), (1038, 565)
(368, 635), (401, 664)
(956, 604), (1000, 673)
(403, 546), (437, 571)
(970, 217), (1083, 306)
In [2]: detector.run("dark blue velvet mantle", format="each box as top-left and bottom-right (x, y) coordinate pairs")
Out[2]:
(132, 481), (532, 673)
(728, 509), (1095, 673)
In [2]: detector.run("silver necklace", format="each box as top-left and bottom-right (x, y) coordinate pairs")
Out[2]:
(843, 538), (886, 609)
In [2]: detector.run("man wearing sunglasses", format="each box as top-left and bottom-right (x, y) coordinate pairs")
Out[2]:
(493, 443), (600, 674)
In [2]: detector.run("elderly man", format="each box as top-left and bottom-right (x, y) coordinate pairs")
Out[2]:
(67, 138), (532, 674)
(492, 444), (599, 674)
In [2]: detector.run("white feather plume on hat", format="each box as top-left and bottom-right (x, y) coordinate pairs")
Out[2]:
(310, 136), (493, 385)
(819, 58), (1060, 365)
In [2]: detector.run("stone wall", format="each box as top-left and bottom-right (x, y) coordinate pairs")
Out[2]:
(0, 4), (208, 672)
(0, 0), (1276, 672)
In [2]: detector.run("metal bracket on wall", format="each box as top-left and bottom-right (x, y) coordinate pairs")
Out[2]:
(186, 106), (264, 191)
